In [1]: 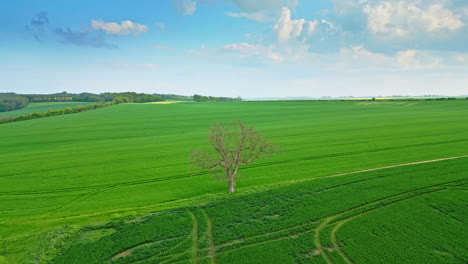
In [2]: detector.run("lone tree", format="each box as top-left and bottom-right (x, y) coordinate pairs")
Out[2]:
(190, 120), (279, 193)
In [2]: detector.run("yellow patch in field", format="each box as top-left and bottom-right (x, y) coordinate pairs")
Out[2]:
(144, 101), (185, 104)
(356, 101), (419, 106)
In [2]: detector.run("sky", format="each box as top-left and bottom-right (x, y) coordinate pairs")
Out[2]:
(1, 0), (467, 98)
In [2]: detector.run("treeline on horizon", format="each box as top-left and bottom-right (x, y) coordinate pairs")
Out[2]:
(0, 93), (30, 112)
(26, 92), (167, 104)
(0, 92), (242, 113)
(0, 92), (242, 124)
(193, 94), (242, 102)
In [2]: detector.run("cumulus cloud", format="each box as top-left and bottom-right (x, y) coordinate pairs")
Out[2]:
(273, 7), (318, 43)
(55, 27), (117, 49)
(454, 54), (468, 63)
(27, 12), (49, 41)
(339, 45), (392, 66)
(362, 0), (464, 37)
(226, 10), (277, 22)
(395, 49), (440, 70)
(337, 45), (441, 71)
(91, 20), (148, 35)
(175, 0), (197, 16)
(54, 19), (147, 48)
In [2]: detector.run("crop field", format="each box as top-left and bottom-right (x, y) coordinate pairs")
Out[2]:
(0, 100), (467, 263)
(52, 158), (468, 264)
(0, 102), (94, 118)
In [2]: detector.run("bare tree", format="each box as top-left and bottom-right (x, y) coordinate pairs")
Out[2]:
(190, 120), (279, 193)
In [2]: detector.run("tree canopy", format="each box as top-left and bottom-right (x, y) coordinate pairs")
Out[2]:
(191, 120), (278, 193)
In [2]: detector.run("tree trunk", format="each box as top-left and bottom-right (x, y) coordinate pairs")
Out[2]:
(228, 178), (235, 193)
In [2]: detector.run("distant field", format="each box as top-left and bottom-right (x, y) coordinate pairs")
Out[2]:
(0, 100), (467, 263)
(0, 102), (94, 117)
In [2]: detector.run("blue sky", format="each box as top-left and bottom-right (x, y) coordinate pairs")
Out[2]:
(1, 0), (467, 97)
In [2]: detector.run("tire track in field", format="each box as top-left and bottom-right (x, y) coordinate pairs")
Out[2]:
(189, 211), (199, 264)
(315, 179), (467, 264)
(3, 155), (467, 228)
(322, 155), (468, 179)
(126, 235), (190, 264)
(200, 209), (216, 264)
(214, 220), (317, 253)
(1, 140), (466, 195)
(329, 183), (467, 264)
(212, 227), (316, 259)
(157, 210), (202, 264)
(112, 210), (194, 264)
(109, 236), (186, 263)
(157, 209), (212, 264)
(46, 187), (115, 216)
(207, 180), (464, 261)
(209, 180), (465, 259)
(245, 139), (468, 170)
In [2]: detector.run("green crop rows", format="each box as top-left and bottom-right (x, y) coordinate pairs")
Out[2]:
(52, 158), (468, 264)
(0, 100), (467, 263)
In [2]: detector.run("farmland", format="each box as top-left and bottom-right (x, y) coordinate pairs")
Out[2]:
(0, 100), (467, 263)
(52, 157), (468, 264)
(0, 102), (95, 118)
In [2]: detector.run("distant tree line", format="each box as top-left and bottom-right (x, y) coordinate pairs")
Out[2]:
(0, 93), (30, 112)
(424, 97), (458, 101)
(193, 94), (242, 102)
(155, 93), (193, 101)
(0, 99), (122, 124)
(25, 92), (166, 104)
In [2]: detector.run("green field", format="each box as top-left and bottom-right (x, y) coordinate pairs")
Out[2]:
(0, 102), (95, 118)
(52, 158), (468, 264)
(0, 100), (467, 263)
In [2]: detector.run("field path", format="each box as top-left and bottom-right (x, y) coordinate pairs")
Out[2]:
(189, 211), (199, 264)
(201, 209), (216, 264)
(323, 155), (468, 179)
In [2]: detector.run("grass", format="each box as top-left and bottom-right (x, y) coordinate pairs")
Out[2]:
(50, 157), (468, 264)
(0, 102), (94, 118)
(0, 100), (467, 263)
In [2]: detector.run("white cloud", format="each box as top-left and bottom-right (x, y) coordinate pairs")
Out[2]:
(273, 7), (317, 43)
(321, 19), (335, 29)
(454, 54), (468, 63)
(91, 20), (148, 35)
(175, 0), (197, 16)
(307, 20), (319, 34)
(226, 10), (276, 22)
(396, 50), (440, 70)
(339, 45), (392, 66)
(362, 1), (464, 37)
(223, 42), (283, 62)
(337, 45), (441, 71)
